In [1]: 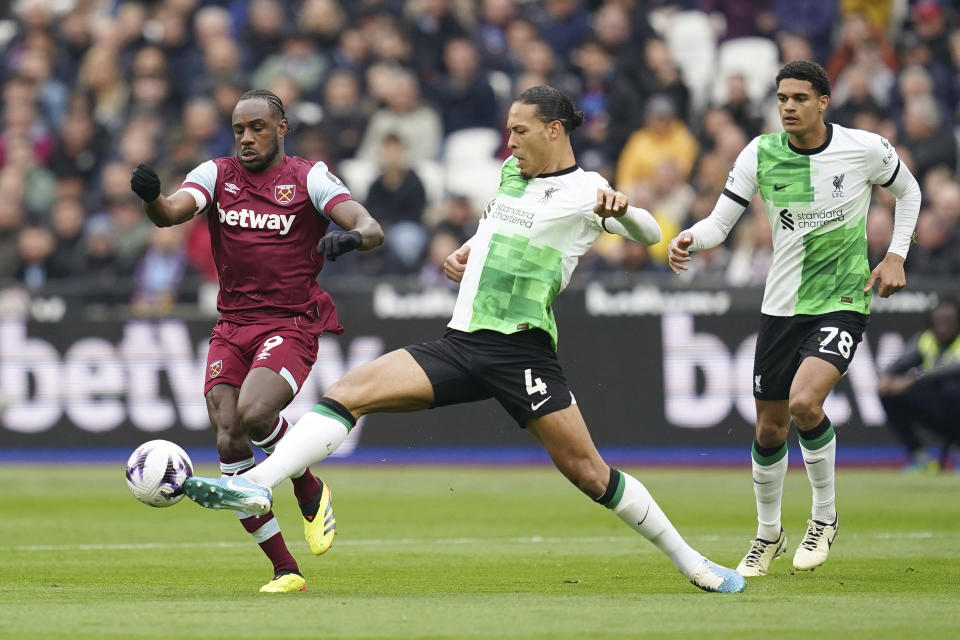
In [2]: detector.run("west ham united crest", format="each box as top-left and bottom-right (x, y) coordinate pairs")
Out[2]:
(274, 184), (296, 204)
(209, 359), (223, 378)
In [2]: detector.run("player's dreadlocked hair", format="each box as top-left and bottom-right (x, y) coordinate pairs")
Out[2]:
(239, 89), (288, 123)
(776, 61), (831, 97)
(515, 85), (585, 133)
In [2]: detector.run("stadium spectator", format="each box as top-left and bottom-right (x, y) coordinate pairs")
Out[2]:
(15, 223), (64, 289)
(48, 196), (87, 277)
(531, 0), (590, 60)
(772, 0), (837, 64)
(570, 38), (642, 171)
(407, 0), (467, 82)
(878, 298), (960, 472)
(356, 68), (442, 164)
(363, 133), (428, 274)
(901, 95), (957, 183)
(317, 69), (369, 164)
(131, 224), (189, 316)
(474, 0), (517, 72)
(0, 198), (25, 281)
(129, 89), (383, 594)
(700, 0), (776, 41)
(616, 95), (699, 192)
(241, 0), (288, 68)
(299, 0), (349, 53)
(182, 85), (748, 596)
(252, 31), (329, 96)
(429, 37), (499, 134)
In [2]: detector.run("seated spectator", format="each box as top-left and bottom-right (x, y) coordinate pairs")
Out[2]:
(616, 95), (699, 192)
(429, 37), (499, 134)
(906, 210), (960, 276)
(49, 196), (87, 277)
(317, 69), (369, 164)
(252, 31), (329, 96)
(0, 197), (25, 281)
(15, 224), (66, 290)
(901, 96), (957, 184)
(357, 68), (442, 164)
(419, 228), (462, 288)
(364, 133), (427, 228)
(132, 225), (189, 316)
(878, 298), (960, 471)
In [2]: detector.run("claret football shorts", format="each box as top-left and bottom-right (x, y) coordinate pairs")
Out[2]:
(204, 319), (320, 397)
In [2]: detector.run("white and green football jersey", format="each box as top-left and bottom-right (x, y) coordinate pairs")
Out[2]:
(725, 123), (901, 316)
(448, 157), (610, 349)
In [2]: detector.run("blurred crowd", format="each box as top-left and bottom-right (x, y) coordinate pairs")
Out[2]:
(1, 0), (960, 314)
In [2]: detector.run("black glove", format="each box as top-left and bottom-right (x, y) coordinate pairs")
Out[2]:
(317, 230), (363, 261)
(131, 163), (161, 202)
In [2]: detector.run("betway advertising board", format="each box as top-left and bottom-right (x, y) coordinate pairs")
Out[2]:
(0, 284), (934, 451)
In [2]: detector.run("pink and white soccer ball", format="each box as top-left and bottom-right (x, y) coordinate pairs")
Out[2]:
(125, 440), (193, 507)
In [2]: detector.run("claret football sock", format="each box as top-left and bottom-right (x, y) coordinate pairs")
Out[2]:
(220, 455), (298, 576)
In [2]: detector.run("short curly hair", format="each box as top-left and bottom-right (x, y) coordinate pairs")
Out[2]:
(775, 61), (831, 97)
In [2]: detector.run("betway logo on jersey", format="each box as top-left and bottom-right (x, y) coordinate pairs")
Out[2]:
(216, 203), (295, 235)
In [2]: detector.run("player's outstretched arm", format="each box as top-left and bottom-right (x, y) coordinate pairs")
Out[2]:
(320, 199), (385, 261)
(130, 163), (198, 228)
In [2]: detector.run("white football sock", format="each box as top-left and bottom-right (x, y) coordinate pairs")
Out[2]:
(800, 424), (837, 524)
(752, 442), (788, 541)
(245, 407), (349, 489)
(611, 471), (703, 578)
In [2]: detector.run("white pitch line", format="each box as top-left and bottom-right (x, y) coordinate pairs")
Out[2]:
(0, 531), (941, 554)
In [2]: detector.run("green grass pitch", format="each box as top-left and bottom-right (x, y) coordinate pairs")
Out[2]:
(0, 464), (958, 639)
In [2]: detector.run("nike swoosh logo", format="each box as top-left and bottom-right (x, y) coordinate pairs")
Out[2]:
(753, 480), (773, 485)
(531, 396), (552, 411)
(226, 478), (247, 492)
(774, 184), (791, 191)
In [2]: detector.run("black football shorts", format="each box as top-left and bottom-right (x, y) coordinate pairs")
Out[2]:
(753, 311), (868, 401)
(405, 328), (574, 426)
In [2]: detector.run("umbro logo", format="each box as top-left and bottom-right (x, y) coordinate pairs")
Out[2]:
(774, 183), (791, 191)
(224, 182), (240, 195)
(779, 209), (794, 231)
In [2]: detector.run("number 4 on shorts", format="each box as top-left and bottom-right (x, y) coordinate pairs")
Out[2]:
(524, 368), (548, 396)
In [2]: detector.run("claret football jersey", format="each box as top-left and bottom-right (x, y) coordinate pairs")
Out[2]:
(448, 157), (611, 349)
(724, 123), (901, 316)
(181, 155), (351, 331)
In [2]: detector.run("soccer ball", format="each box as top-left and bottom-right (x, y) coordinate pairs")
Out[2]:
(125, 440), (193, 507)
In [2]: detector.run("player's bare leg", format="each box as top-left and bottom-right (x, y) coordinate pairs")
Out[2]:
(738, 399), (790, 576)
(206, 383), (303, 591)
(240, 349), (436, 491)
(528, 405), (745, 593)
(789, 357), (841, 570)
(237, 368), (336, 556)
